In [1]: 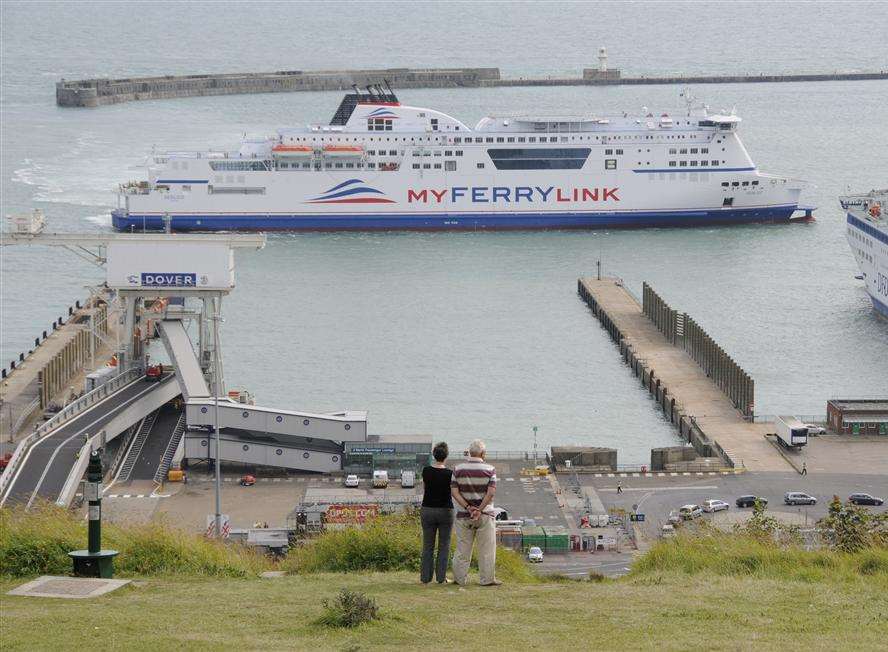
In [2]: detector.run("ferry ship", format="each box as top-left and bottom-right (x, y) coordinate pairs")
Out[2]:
(113, 86), (809, 231)
(841, 189), (888, 318)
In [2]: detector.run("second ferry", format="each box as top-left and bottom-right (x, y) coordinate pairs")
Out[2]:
(113, 85), (808, 231)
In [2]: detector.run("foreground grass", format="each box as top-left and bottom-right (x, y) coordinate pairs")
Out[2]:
(2, 570), (887, 650)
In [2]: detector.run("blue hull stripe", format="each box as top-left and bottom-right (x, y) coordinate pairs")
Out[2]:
(113, 205), (797, 231)
(871, 294), (888, 319)
(848, 213), (888, 246)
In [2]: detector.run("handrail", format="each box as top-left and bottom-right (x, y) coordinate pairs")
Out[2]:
(0, 368), (140, 500)
(10, 397), (40, 436)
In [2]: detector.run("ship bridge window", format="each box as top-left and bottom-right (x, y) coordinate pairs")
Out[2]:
(668, 161), (677, 167)
(723, 197), (734, 206)
(455, 150), (463, 156)
(496, 137), (504, 143)
(431, 118), (438, 131)
(368, 118), (393, 131)
(721, 182), (729, 187)
(518, 137), (526, 143)
(711, 160), (719, 166)
(605, 149), (613, 155)
(741, 181), (749, 186)
(679, 161), (687, 167)
(690, 148), (698, 154)
(616, 149), (623, 155)
(487, 147), (592, 170)
(701, 148), (709, 153)
(605, 159), (617, 170)
(679, 148), (687, 154)
(477, 162), (485, 169)
(454, 138), (462, 144)
(751, 180), (759, 185)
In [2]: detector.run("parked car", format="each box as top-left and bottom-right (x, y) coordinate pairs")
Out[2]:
(736, 495), (768, 508)
(145, 363), (164, 381)
(372, 470), (389, 488)
(667, 511), (683, 525)
(679, 504), (704, 520)
(661, 524), (676, 538)
(527, 546), (544, 563)
(849, 493), (884, 506)
(784, 492), (817, 506)
(803, 423), (826, 435)
(344, 474), (359, 488)
(702, 499), (730, 513)
(239, 474), (256, 487)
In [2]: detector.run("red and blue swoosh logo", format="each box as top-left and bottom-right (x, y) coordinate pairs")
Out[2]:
(367, 107), (399, 119)
(306, 179), (395, 204)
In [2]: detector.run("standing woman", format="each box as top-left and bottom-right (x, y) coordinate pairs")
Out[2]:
(420, 442), (454, 584)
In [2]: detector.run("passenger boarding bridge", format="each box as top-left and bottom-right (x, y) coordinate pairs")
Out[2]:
(1, 221), (370, 508)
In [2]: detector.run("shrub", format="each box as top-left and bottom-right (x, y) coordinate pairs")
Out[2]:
(282, 513), (535, 582)
(317, 589), (380, 628)
(0, 504), (269, 578)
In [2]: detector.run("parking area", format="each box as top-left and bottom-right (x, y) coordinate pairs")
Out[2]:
(576, 470), (888, 541)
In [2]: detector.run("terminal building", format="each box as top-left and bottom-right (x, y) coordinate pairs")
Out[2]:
(343, 435), (433, 478)
(826, 399), (888, 435)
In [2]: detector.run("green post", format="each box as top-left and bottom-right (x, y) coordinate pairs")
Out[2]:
(69, 449), (118, 578)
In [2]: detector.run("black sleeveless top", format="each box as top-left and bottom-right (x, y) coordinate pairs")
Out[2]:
(421, 466), (454, 508)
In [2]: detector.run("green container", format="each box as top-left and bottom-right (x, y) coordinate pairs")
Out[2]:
(521, 525), (546, 549)
(542, 525), (569, 552)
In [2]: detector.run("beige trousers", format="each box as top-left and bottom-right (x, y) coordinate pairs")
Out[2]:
(452, 514), (496, 585)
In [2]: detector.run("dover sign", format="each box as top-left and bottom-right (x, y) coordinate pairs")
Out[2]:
(106, 242), (234, 290)
(325, 504), (379, 524)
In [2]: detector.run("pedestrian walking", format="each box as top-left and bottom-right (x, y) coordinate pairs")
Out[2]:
(617, 482), (623, 494)
(420, 442), (455, 585)
(451, 439), (500, 586)
(801, 462), (807, 476)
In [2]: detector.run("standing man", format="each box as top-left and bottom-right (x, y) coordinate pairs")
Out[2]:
(617, 482), (623, 495)
(451, 439), (500, 587)
(801, 462), (807, 476)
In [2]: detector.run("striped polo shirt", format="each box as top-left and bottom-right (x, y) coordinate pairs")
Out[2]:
(451, 457), (497, 519)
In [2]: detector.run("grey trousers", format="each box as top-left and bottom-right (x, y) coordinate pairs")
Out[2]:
(420, 506), (454, 583)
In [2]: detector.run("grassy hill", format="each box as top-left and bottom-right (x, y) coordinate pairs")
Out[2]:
(2, 506), (887, 650)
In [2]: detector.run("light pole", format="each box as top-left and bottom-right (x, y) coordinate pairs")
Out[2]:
(212, 295), (223, 538)
(532, 425), (538, 461)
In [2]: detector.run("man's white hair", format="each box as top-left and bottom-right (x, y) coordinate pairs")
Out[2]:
(468, 439), (486, 457)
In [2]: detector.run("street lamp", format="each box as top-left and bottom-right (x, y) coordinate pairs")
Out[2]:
(532, 425), (538, 461)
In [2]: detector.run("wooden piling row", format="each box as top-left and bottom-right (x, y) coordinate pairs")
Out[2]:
(37, 304), (110, 408)
(642, 283), (754, 418)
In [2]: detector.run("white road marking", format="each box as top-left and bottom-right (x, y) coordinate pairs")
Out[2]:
(670, 473), (678, 476)
(657, 473), (665, 477)
(599, 485), (719, 492)
(607, 473), (614, 477)
(505, 477), (515, 481)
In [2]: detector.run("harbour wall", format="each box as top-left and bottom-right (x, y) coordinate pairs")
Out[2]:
(56, 67), (888, 107)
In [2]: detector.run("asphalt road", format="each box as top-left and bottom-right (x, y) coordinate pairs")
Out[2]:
(578, 471), (888, 539)
(492, 474), (569, 528)
(3, 376), (175, 506)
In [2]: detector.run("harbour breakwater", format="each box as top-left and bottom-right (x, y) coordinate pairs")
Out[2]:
(56, 66), (888, 107)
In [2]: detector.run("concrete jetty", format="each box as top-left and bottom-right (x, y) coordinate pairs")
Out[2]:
(578, 277), (788, 473)
(56, 66), (888, 107)
(0, 292), (118, 441)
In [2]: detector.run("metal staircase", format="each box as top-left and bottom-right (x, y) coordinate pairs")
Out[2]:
(153, 413), (186, 484)
(117, 408), (160, 483)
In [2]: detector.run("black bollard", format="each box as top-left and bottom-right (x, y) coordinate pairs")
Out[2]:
(10, 361), (15, 370)
(19, 353), (24, 362)
(76, 300), (81, 309)
(43, 330), (47, 340)
(35, 338), (40, 348)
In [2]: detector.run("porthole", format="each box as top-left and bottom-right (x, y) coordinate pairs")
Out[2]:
(303, 419), (310, 426)
(242, 411), (249, 418)
(344, 424), (351, 431)
(332, 455), (339, 463)
(275, 415), (283, 423)
(200, 440), (208, 447)
(303, 452), (310, 459)
(201, 407), (208, 414)
(275, 449), (283, 456)
(242, 444), (249, 451)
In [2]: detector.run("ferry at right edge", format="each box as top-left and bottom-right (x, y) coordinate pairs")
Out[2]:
(841, 189), (888, 319)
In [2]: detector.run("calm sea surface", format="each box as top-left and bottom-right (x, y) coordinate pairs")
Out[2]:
(2, 2), (887, 460)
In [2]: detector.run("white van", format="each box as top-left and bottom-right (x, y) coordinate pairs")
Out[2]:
(372, 470), (389, 488)
(400, 470), (415, 488)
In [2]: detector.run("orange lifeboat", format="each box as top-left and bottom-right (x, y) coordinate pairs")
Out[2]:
(322, 145), (364, 157)
(271, 144), (314, 157)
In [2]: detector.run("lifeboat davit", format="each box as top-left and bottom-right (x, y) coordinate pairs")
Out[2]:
(271, 144), (314, 157)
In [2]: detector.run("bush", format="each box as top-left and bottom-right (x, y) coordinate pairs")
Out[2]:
(631, 530), (888, 582)
(282, 513), (535, 582)
(0, 504), (269, 578)
(317, 589), (380, 628)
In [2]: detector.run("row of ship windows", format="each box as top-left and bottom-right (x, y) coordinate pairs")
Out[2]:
(721, 180), (760, 187)
(848, 227), (875, 249)
(669, 147), (709, 154)
(668, 160), (723, 167)
(279, 131), (720, 145)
